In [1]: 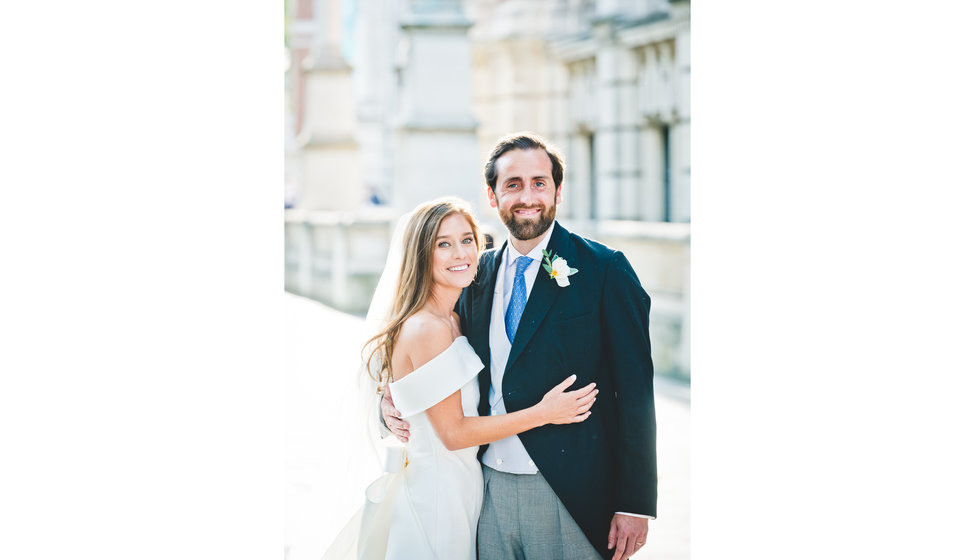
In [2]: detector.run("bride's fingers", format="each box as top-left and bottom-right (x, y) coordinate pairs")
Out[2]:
(578, 397), (596, 414)
(571, 410), (592, 422)
(387, 422), (410, 442)
(576, 388), (598, 404)
(549, 374), (578, 395)
(567, 382), (596, 397)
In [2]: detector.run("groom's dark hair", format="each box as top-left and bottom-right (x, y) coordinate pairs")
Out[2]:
(484, 132), (565, 192)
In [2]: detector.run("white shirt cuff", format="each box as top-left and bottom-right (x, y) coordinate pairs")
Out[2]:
(616, 511), (656, 520)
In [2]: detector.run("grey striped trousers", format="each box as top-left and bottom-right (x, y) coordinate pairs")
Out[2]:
(477, 464), (602, 560)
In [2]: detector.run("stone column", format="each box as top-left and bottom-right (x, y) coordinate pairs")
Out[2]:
(593, 20), (618, 221)
(353, 0), (399, 206)
(637, 43), (665, 222)
(594, 20), (642, 220)
(393, 0), (481, 215)
(670, 26), (691, 222)
(297, 0), (363, 211)
(287, 0), (315, 139)
(617, 48), (641, 220)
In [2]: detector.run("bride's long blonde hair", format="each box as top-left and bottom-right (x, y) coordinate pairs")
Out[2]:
(363, 197), (484, 386)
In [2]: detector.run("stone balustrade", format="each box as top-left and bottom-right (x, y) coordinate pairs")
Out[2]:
(284, 207), (395, 315)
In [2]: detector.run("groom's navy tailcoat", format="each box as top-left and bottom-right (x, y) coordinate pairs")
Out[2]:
(456, 221), (657, 559)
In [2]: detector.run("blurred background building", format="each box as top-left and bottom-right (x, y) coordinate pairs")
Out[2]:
(284, 0), (690, 382)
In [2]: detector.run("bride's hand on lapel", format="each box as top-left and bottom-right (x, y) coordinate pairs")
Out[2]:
(535, 375), (598, 425)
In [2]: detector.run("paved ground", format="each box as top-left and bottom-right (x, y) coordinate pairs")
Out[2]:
(284, 292), (689, 560)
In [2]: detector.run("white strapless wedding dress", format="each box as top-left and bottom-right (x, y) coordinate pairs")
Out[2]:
(323, 336), (485, 560)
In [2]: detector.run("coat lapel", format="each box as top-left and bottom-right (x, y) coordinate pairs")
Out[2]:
(504, 223), (574, 374)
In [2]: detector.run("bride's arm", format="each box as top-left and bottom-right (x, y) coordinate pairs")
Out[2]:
(425, 381), (594, 451)
(403, 325), (597, 452)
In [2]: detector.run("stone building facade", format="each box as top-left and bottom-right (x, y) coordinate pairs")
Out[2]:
(285, 0), (690, 380)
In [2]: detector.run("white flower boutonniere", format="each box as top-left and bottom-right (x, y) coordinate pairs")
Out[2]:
(542, 249), (579, 287)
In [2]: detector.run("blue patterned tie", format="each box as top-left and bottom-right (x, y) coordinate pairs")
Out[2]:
(505, 256), (534, 343)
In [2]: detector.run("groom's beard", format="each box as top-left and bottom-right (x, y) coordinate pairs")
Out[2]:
(499, 200), (557, 241)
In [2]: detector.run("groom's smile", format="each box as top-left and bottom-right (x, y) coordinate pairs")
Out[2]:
(513, 207), (542, 217)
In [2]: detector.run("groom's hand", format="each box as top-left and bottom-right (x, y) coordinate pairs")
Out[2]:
(608, 514), (649, 560)
(381, 385), (411, 443)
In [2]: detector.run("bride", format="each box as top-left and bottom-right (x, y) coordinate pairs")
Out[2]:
(324, 197), (598, 560)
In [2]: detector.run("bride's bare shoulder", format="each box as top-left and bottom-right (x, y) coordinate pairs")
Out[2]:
(400, 311), (455, 348)
(393, 313), (455, 380)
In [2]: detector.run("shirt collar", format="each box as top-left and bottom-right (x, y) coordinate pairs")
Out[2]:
(505, 221), (556, 268)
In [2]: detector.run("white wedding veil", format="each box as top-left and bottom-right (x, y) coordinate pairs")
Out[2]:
(357, 211), (413, 463)
(363, 211), (411, 360)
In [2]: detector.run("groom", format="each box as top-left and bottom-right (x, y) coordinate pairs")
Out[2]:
(384, 132), (657, 559)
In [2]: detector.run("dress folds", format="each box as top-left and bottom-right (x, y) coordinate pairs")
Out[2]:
(323, 337), (485, 560)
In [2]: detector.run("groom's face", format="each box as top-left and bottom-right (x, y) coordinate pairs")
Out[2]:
(487, 148), (563, 241)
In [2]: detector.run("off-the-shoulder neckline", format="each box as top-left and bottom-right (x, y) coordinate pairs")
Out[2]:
(389, 336), (467, 386)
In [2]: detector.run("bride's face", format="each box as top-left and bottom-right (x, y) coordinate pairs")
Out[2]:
(431, 213), (479, 290)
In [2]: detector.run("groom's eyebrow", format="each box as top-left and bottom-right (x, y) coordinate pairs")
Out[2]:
(505, 175), (549, 182)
